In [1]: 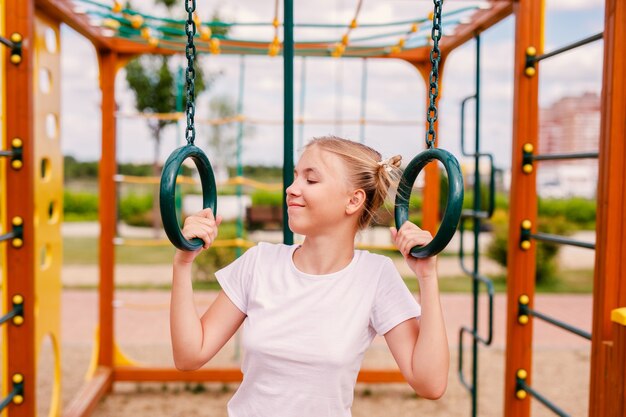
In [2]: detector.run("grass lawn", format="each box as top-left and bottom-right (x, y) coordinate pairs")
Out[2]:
(64, 237), (176, 265)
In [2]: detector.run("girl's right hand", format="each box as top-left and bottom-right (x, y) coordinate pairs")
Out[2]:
(174, 208), (223, 264)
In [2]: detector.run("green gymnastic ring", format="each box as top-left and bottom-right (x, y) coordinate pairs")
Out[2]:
(160, 145), (217, 251)
(395, 148), (464, 258)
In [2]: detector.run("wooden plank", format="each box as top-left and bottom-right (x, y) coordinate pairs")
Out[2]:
(589, 0), (626, 414)
(62, 367), (113, 417)
(3, 0), (36, 416)
(503, 1), (543, 416)
(97, 50), (117, 371)
(113, 367), (405, 383)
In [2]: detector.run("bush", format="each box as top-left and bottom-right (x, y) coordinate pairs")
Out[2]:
(64, 191), (99, 221)
(251, 190), (283, 207)
(119, 193), (154, 227)
(486, 209), (574, 284)
(538, 197), (596, 230)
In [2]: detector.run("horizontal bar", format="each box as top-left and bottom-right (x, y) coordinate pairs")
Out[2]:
(523, 306), (592, 340)
(0, 308), (19, 326)
(113, 366), (406, 383)
(517, 380), (570, 417)
(531, 152), (599, 161)
(0, 150), (15, 157)
(0, 231), (17, 243)
(533, 32), (603, 62)
(0, 386), (19, 412)
(530, 232), (595, 249)
(0, 36), (15, 49)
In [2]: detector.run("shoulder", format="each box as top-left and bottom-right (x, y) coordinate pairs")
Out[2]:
(354, 250), (397, 276)
(253, 242), (296, 259)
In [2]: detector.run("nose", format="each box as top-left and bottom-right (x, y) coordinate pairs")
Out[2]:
(286, 179), (300, 197)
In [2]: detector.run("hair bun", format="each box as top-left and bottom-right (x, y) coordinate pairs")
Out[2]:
(389, 155), (402, 168)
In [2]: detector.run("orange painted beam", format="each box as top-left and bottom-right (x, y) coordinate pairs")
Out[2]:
(113, 367), (405, 384)
(97, 50), (117, 373)
(503, 1), (543, 416)
(439, 1), (513, 56)
(589, 0), (626, 415)
(412, 60), (445, 235)
(3, 0), (37, 416)
(62, 367), (113, 417)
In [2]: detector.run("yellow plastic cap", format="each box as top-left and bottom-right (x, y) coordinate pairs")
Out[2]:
(12, 374), (24, 384)
(10, 33), (23, 43)
(12, 238), (23, 248)
(520, 240), (531, 251)
(350, 19), (358, 29)
(410, 23), (418, 33)
(516, 369), (528, 379)
(200, 26), (212, 41)
(13, 315), (24, 326)
(10, 54), (22, 65)
(518, 315), (529, 325)
(13, 395), (24, 405)
(12, 138), (23, 148)
(112, 1), (122, 13)
(522, 164), (533, 174)
(428, 12), (434, 21)
(390, 45), (401, 54)
(12, 216), (23, 227)
(525, 67), (536, 77)
(526, 46), (537, 56)
(273, 19), (280, 28)
(12, 294), (24, 304)
(141, 27), (151, 39)
(519, 294), (530, 305)
(611, 308), (626, 326)
(398, 38), (406, 48)
(11, 159), (23, 170)
(516, 390), (527, 400)
(341, 34), (349, 45)
(521, 219), (532, 230)
(148, 37), (159, 47)
(130, 15), (144, 29)
(523, 143), (534, 153)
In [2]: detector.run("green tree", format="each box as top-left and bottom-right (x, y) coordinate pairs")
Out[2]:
(123, 1), (227, 234)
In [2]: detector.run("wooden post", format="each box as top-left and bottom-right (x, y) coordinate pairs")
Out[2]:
(3, 0), (36, 416)
(589, 0), (626, 415)
(97, 50), (118, 374)
(503, 1), (543, 416)
(412, 60), (445, 235)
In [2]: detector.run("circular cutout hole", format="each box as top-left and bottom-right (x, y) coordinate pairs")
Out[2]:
(41, 158), (51, 181)
(48, 201), (58, 223)
(45, 114), (58, 139)
(44, 28), (58, 53)
(37, 335), (60, 417)
(39, 68), (52, 94)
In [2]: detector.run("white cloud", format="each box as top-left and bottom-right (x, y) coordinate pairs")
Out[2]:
(548, 0), (604, 11)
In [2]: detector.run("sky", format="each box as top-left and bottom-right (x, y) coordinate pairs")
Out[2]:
(54, 0), (606, 171)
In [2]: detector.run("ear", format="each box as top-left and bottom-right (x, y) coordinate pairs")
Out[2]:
(346, 189), (366, 215)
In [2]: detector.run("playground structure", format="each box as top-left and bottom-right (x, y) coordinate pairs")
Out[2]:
(1, 1), (625, 417)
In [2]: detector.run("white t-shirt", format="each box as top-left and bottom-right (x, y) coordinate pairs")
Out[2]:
(215, 242), (421, 417)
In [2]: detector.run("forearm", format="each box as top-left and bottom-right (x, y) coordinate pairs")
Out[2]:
(170, 259), (205, 369)
(411, 277), (449, 397)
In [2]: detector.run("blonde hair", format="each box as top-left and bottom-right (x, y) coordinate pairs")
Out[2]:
(304, 136), (402, 230)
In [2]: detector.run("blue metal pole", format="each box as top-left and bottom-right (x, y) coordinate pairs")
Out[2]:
(283, 0), (294, 245)
(297, 57), (307, 152)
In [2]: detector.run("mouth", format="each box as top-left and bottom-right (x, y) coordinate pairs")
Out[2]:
(287, 202), (305, 208)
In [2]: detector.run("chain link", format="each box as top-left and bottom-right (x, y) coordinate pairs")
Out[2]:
(185, 0), (197, 145)
(425, 0), (443, 149)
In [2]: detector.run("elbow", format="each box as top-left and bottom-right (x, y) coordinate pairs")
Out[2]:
(410, 376), (448, 400)
(173, 355), (205, 372)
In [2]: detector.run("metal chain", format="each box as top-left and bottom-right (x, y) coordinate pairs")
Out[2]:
(185, 0), (197, 145)
(425, 0), (443, 149)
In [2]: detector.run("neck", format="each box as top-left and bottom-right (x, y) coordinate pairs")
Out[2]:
(293, 229), (357, 275)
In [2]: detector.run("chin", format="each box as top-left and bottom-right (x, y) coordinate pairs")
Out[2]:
(287, 219), (310, 236)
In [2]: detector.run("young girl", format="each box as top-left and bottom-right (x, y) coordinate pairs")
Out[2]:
(170, 136), (449, 416)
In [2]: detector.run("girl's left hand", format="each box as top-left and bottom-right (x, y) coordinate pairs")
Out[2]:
(390, 221), (437, 281)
